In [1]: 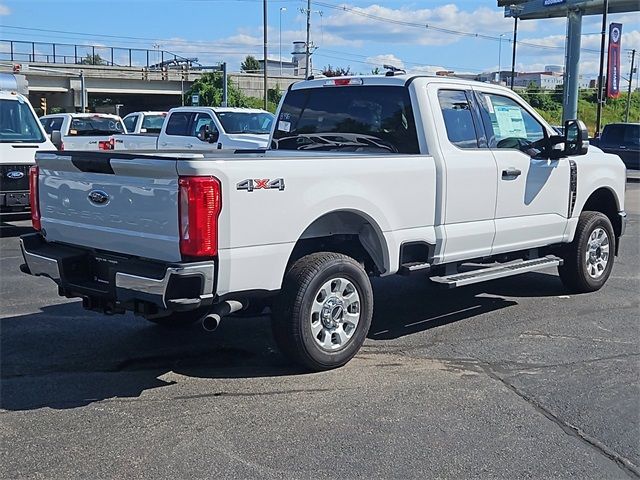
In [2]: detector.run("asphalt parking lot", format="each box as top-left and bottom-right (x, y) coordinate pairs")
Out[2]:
(1, 183), (638, 480)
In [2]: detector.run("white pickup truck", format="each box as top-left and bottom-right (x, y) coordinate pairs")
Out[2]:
(20, 74), (627, 371)
(0, 90), (55, 220)
(112, 107), (274, 151)
(40, 113), (125, 151)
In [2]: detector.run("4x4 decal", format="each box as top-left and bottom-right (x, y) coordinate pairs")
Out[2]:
(237, 178), (285, 192)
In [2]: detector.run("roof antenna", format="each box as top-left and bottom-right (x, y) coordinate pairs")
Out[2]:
(384, 64), (406, 76)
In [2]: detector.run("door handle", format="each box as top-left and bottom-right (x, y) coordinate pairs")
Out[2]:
(186, 144), (193, 149)
(619, 145), (627, 149)
(160, 142), (168, 147)
(502, 168), (522, 179)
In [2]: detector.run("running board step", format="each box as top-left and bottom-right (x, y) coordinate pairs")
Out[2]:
(399, 262), (431, 275)
(430, 255), (563, 288)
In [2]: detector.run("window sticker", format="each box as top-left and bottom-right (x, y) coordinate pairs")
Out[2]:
(484, 94), (494, 114)
(278, 120), (291, 132)
(494, 105), (527, 138)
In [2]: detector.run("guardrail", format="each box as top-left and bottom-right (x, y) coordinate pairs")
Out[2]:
(0, 39), (193, 69)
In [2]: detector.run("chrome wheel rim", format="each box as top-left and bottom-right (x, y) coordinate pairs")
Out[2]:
(585, 227), (610, 279)
(310, 277), (361, 351)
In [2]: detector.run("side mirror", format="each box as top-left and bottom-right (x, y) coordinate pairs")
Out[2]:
(208, 129), (219, 144)
(197, 125), (210, 142)
(564, 119), (589, 156)
(50, 130), (63, 150)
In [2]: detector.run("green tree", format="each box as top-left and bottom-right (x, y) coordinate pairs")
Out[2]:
(322, 65), (351, 77)
(80, 53), (107, 65)
(241, 55), (261, 73)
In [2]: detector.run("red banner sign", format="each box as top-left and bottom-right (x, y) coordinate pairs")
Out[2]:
(606, 23), (623, 99)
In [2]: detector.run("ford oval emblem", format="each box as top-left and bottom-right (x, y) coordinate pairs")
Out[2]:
(6, 170), (25, 180)
(88, 190), (110, 205)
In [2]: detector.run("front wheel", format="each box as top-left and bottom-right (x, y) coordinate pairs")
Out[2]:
(272, 252), (374, 371)
(558, 211), (615, 293)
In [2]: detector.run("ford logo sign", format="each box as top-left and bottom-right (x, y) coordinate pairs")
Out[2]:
(88, 190), (110, 205)
(6, 170), (25, 180)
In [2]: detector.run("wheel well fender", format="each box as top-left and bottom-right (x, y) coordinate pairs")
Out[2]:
(580, 187), (622, 238)
(286, 210), (389, 276)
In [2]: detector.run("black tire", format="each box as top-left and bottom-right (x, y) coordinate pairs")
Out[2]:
(272, 252), (373, 371)
(558, 211), (615, 293)
(146, 309), (205, 328)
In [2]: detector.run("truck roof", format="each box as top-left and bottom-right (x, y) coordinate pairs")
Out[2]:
(169, 106), (270, 114)
(0, 90), (28, 102)
(40, 113), (122, 120)
(291, 74), (514, 93)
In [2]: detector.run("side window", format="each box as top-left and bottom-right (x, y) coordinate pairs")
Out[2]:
(437, 90), (479, 149)
(191, 113), (218, 138)
(123, 115), (138, 133)
(41, 117), (63, 135)
(165, 112), (193, 136)
(477, 93), (545, 149)
(602, 125), (624, 144)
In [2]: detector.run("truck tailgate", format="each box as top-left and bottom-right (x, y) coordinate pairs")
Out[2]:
(36, 152), (182, 262)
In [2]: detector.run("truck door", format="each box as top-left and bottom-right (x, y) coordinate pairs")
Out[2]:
(432, 87), (498, 263)
(160, 111), (195, 149)
(474, 90), (570, 254)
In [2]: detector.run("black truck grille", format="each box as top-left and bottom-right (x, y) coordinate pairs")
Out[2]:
(0, 164), (30, 192)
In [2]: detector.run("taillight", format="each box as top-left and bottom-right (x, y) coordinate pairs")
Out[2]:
(99, 138), (114, 150)
(178, 176), (222, 258)
(29, 165), (41, 231)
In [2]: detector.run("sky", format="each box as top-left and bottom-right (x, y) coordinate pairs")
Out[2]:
(0, 0), (639, 82)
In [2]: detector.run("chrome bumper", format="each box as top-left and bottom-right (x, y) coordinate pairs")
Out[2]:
(20, 233), (215, 314)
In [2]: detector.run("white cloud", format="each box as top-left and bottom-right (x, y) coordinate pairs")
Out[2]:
(321, 3), (537, 47)
(365, 54), (404, 69)
(0, 4), (10, 15)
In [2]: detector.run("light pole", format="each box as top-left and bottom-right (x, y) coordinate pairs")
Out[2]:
(280, 7), (286, 76)
(497, 33), (505, 84)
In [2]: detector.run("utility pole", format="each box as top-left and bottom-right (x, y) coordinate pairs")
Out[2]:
(625, 49), (636, 123)
(305, 0), (311, 79)
(508, 4), (523, 89)
(595, 0), (609, 137)
(263, 0), (268, 110)
(280, 7), (286, 76)
(80, 70), (86, 113)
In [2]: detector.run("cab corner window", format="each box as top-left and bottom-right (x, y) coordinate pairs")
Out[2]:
(165, 112), (193, 136)
(438, 90), (479, 149)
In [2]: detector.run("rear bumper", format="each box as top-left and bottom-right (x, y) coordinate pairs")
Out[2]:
(20, 233), (215, 316)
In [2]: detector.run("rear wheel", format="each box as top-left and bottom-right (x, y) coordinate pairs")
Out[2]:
(558, 211), (615, 293)
(272, 252), (373, 371)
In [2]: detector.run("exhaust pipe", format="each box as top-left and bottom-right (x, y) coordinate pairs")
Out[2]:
(202, 300), (244, 332)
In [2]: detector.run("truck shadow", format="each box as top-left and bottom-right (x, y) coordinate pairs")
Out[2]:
(0, 271), (565, 411)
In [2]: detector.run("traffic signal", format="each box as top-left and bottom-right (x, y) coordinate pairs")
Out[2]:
(161, 66), (168, 81)
(12, 64), (21, 73)
(40, 97), (47, 115)
(141, 68), (148, 81)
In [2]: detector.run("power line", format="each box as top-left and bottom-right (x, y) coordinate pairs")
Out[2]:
(310, 0), (634, 54)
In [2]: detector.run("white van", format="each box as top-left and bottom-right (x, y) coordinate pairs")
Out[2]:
(0, 90), (55, 220)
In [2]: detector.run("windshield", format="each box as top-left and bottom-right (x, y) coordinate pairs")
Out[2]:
(141, 114), (166, 134)
(69, 116), (124, 136)
(272, 86), (420, 154)
(0, 98), (46, 143)
(215, 111), (274, 134)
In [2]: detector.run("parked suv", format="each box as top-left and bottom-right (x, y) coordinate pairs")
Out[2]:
(591, 123), (640, 170)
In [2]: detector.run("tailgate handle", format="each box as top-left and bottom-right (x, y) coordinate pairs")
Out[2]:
(502, 168), (522, 179)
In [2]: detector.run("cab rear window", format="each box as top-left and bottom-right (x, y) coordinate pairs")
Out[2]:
(68, 117), (124, 136)
(272, 85), (420, 154)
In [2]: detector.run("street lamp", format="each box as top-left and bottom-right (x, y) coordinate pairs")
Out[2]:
(280, 7), (287, 76)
